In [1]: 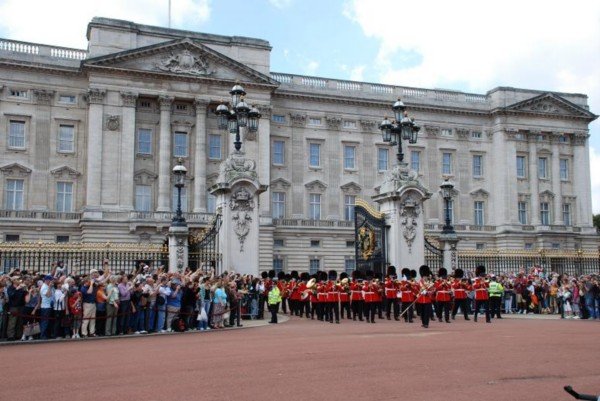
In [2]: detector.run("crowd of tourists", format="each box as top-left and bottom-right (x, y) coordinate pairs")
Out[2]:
(0, 261), (598, 342)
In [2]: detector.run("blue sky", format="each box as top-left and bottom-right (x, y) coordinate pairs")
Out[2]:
(0, 0), (598, 212)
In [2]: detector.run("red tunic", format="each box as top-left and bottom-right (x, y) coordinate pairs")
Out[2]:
(473, 278), (489, 301)
(416, 279), (433, 304)
(326, 281), (340, 302)
(350, 282), (363, 301)
(451, 279), (469, 300)
(434, 279), (452, 302)
(290, 281), (301, 301)
(339, 284), (349, 302)
(316, 283), (327, 303)
(400, 280), (415, 303)
(384, 278), (397, 299)
(362, 283), (377, 303)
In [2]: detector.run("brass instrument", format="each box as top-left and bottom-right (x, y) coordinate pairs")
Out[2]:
(306, 278), (317, 289)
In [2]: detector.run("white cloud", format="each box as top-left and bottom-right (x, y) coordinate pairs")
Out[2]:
(0, 0), (211, 49)
(268, 0), (293, 9)
(590, 146), (600, 214)
(349, 65), (365, 81)
(305, 60), (320, 75)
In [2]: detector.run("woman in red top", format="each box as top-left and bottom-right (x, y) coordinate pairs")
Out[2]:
(68, 286), (83, 339)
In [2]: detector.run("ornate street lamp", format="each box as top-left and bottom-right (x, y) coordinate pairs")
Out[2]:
(214, 83), (261, 151)
(440, 178), (455, 234)
(172, 159), (188, 227)
(379, 98), (420, 164)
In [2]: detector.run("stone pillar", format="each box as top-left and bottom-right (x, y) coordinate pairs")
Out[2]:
(157, 95), (173, 212)
(210, 151), (267, 276)
(85, 88), (105, 212)
(573, 134), (592, 227)
(168, 225), (189, 273)
(257, 106), (271, 217)
(551, 139), (563, 225)
(373, 163), (432, 270)
(528, 140), (540, 225)
(193, 98), (208, 213)
(438, 233), (460, 272)
(31, 89), (54, 210)
(120, 92), (137, 211)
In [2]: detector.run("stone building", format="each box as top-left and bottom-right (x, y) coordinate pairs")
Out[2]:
(0, 18), (596, 273)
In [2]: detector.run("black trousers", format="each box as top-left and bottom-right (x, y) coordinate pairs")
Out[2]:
(490, 297), (502, 318)
(385, 298), (400, 319)
(364, 302), (376, 322)
(435, 301), (451, 322)
(452, 298), (470, 319)
(402, 302), (414, 322)
(340, 301), (351, 319)
(258, 294), (266, 319)
(269, 303), (279, 323)
(300, 301), (310, 318)
(416, 303), (431, 327)
(473, 299), (491, 322)
(351, 300), (364, 320)
(327, 302), (340, 322)
(281, 298), (288, 314)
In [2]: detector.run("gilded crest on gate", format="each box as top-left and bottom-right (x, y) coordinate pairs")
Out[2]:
(358, 226), (375, 260)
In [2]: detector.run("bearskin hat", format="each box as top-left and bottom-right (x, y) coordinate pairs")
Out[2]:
(300, 272), (310, 281)
(475, 265), (486, 277)
(454, 268), (464, 279)
(291, 270), (299, 280)
(318, 271), (328, 282)
(340, 272), (348, 280)
(410, 269), (417, 279)
(351, 270), (362, 280)
(387, 265), (397, 277)
(419, 265), (432, 278)
(438, 267), (448, 278)
(277, 271), (285, 280)
(268, 270), (276, 279)
(365, 270), (374, 280)
(261, 271), (268, 279)
(401, 268), (410, 279)
(328, 270), (338, 280)
(284, 274), (292, 281)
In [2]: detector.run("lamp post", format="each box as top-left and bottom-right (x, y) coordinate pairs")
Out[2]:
(172, 159), (187, 227)
(214, 83), (261, 152)
(440, 179), (455, 234)
(379, 99), (420, 164)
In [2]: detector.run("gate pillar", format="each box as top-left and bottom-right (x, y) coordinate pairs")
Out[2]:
(168, 225), (189, 273)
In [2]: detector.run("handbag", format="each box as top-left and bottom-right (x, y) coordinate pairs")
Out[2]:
(197, 307), (208, 322)
(24, 322), (41, 337)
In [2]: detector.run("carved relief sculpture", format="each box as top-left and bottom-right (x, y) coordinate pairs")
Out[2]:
(156, 50), (213, 76)
(400, 195), (421, 253)
(105, 115), (120, 131)
(229, 187), (255, 252)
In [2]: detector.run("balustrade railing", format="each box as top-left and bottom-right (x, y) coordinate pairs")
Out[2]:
(0, 38), (87, 60)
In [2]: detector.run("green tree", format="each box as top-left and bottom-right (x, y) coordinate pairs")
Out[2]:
(594, 214), (600, 232)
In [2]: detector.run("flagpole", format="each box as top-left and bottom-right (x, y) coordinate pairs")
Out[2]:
(168, 0), (171, 28)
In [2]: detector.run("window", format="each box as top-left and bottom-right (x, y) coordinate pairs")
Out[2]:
(447, 199), (454, 225)
(471, 131), (482, 139)
(272, 192), (285, 219)
(309, 117), (321, 126)
(310, 240), (321, 248)
(560, 159), (569, 180)
(343, 120), (356, 129)
(207, 193), (216, 213)
(516, 156), (526, 178)
(472, 155), (483, 177)
(346, 241), (355, 248)
(474, 201), (484, 226)
(272, 140), (285, 165)
(378, 148), (389, 171)
(5, 234), (20, 242)
(208, 134), (222, 160)
(10, 89), (27, 98)
(476, 243), (485, 250)
(59, 95), (76, 104)
(139, 100), (152, 109)
(309, 193), (321, 220)
(175, 103), (188, 112)
(272, 114), (285, 124)
(58, 124), (75, 153)
(411, 151), (421, 172)
(8, 120), (25, 148)
(56, 182), (73, 212)
(552, 243), (560, 250)
(273, 258), (284, 273)
(5, 179), (24, 210)
(441, 128), (453, 137)
(344, 258), (355, 274)
(344, 195), (355, 221)
(344, 145), (356, 169)
(309, 258), (320, 274)
(563, 204), (571, 226)
(538, 157), (548, 179)
(172, 187), (188, 212)
(274, 239), (284, 247)
(173, 132), (188, 157)
(558, 135), (568, 143)
(518, 201), (528, 224)
(56, 235), (70, 243)
(524, 243), (533, 250)
(540, 202), (550, 225)
(135, 185), (151, 212)
(137, 128), (152, 155)
(442, 153), (452, 175)
(309, 143), (321, 167)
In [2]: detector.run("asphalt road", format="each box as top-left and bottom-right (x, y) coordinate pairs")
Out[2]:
(2, 316), (598, 401)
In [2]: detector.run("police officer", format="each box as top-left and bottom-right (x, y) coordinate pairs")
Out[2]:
(488, 275), (504, 319)
(268, 280), (282, 324)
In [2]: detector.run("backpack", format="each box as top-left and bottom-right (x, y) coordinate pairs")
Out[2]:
(156, 295), (166, 306)
(171, 316), (187, 332)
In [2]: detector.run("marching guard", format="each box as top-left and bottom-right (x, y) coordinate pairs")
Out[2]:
(451, 269), (471, 320)
(473, 265), (491, 323)
(434, 268), (452, 323)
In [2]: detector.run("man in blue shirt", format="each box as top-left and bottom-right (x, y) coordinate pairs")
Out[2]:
(80, 278), (98, 337)
(39, 275), (55, 340)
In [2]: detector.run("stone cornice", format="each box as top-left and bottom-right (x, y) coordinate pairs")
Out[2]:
(120, 92), (138, 108)
(158, 95), (174, 111)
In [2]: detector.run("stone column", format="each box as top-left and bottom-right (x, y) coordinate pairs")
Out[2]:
(438, 233), (460, 272)
(193, 98), (208, 213)
(31, 89), (54, 210)
(528, 139), (540, 225)
(157, 95), (173, 212)
(573, 134), (592, 227)
(85, 88), (106, 212)
(257, 106), (271, 217)
(373, 163), (432, 270)
(120, 92), (137, 211)
(551, 139), (563, 225)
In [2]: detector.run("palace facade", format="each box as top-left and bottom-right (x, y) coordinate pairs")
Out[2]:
(0, 18), (597, 272)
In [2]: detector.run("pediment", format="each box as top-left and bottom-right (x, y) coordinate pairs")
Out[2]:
(271, 178), (291, 190)
(50, 166), (81, 177)
(304, 180), (327, 192)
(340, 181), (362, 195)
(83, 38), (278, 87)
(469, 188), (489, 198)
(539, 190), (555, 199)
(134, 169), (158, 185)
(503, 93), (597, 120)
(0, 163), (32, 176)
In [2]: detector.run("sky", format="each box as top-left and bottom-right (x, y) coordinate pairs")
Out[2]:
(0, 0), (598, 213)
